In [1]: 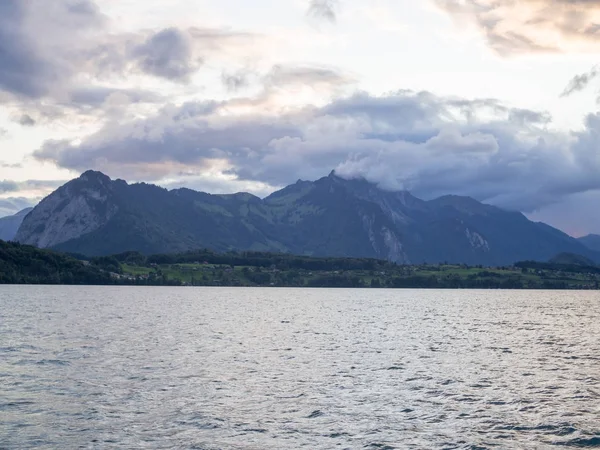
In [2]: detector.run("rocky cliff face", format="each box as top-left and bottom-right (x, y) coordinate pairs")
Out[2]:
(15, 171), (119, 248)
(0, 208), (34, 241)
(15, 170), (599, 265)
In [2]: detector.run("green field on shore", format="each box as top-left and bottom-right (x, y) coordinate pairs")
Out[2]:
(120, 260), (600, 289)
(3, 239), (599, 289)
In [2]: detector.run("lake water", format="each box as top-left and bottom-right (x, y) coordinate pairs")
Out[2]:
(1, 286), (600, 449)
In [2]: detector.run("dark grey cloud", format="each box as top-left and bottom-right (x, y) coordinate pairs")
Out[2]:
(32, 89), (600, 217)
(0, 0), (263, 123)
(436, 0), (600, 55)
(0, 0), (56, 98)
(562, 66), (600, 98)
(0, 162), (22, 169)
(5, 86), (164, 126)
(69, 86), (163, 107)
(35, 119), (301, 183)
(0, 0), (104, 100)
(132, 28), (201, 82)
(77, 26), (262, 86)
(307, 0), (339, 22)
(0, 1), (203, 99)
(221, 69), (254, 92)
(17, 114), (36, 127)
(0, 179), (65, 194)
(21, 179), (66, 190)
(34, 99), (299, 182)
(0, 180), (19, 193)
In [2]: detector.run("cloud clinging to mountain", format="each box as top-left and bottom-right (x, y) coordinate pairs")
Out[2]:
(32, 89), (600, 214)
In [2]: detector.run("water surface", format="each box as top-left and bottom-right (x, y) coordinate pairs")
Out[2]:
(1, 286), (599, 449)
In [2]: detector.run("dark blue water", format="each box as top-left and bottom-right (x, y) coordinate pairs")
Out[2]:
(1, 286), (600, 449)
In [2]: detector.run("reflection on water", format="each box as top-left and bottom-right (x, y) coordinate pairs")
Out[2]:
(1, 286), (599, 449)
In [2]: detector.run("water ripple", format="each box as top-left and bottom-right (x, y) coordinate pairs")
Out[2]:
(0, 286), (599, 449)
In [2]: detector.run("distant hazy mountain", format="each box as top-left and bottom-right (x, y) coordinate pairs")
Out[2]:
(0, 208), (34, 241)
(15, 170), (598, 265)
(578, 234), (600, 253)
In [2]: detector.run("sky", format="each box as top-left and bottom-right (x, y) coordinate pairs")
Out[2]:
(2, 0), (600, 236)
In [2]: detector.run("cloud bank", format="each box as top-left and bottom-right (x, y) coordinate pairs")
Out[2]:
(31, 89), (600, 214)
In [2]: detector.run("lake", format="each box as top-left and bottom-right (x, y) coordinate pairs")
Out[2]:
(1, 286), (599, 449)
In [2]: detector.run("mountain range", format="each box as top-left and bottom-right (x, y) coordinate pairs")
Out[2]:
(13, 170), (600, 265)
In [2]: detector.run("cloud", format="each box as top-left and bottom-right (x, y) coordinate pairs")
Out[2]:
(0, 0), (105, 100)
(163, 173), (274, 198)
(75, 26), (264, 87)
(307, 0), (339, 23)
(31, 89), (600, 215)
(221, 69), (255, 92)
(0, 179), (65, 196)
(435, 0), (600, 55)
(265, 64), (355, 89)
(130, 28), (202, 82)
(0, 178), (65, 216)
(219, 64), (357, 110)
(562, 65), (600, 100)
(0, 180), (19, 193)
(0, 162), (22, 169)
(0, 0), (265, 125)
(0, 1), (259, 98)
(0, 197), (38, 218)
(68, 86), (163, 107)
(527, 190), (600, 236)
(0, 128), (7, 139)
(17, 114), (36, 127)
(34, 106), (302, 183)
(0, 0), (57, 98)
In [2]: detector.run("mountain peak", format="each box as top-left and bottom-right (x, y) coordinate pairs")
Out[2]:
(79, 170), (111, 183)
(16, 170), (119, 249)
